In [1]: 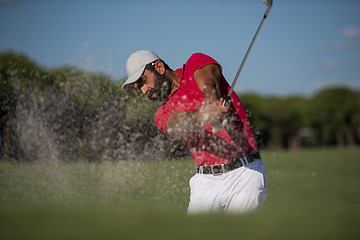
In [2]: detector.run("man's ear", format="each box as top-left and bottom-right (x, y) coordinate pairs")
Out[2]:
(154, 60), (166, 75)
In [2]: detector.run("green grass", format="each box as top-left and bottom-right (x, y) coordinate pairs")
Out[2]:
(1, 147), (359, 240)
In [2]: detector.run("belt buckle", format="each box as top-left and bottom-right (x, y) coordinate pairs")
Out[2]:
(211, 164), (226, 176)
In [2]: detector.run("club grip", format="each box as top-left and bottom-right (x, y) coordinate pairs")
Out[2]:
(212, 121), (227, 132)
(222, 96), (232, 107)
(211, 97), (231, 132)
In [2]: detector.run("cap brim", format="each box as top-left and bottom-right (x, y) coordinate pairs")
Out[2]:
(122, 65), (145, 92)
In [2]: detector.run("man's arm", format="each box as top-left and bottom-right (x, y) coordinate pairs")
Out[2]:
(165, 64), (228, 139)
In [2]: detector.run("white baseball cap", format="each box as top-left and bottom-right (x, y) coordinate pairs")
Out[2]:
(122, 50), (160, 92)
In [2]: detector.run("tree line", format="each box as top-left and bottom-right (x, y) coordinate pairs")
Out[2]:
(0, 52), (359, 161)
(241, 88), (360, 150)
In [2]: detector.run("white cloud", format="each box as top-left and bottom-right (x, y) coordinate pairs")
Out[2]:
(324, 26), (360, 50)
(343, 26), (360, 38)
(305, 58), (360, 72)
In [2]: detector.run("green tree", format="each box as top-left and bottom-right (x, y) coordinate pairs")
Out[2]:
(0, 52), (49, 160)
(240, 94), (310, 150)
(0, 51), (189, 161)
(310, 87), (359, 146)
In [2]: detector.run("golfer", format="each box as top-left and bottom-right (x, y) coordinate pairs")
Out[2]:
(122, 50), (266, 214)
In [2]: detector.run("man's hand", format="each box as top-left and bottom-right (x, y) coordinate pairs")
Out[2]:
(166, 99), (227, 139)
(165, 63), (229, 139)
(198, 98), (228, 124)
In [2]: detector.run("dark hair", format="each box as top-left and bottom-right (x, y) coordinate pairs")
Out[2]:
(145, 60), (171, 73)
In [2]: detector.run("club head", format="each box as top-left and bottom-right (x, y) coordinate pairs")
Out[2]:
(262, 0), (273, 7)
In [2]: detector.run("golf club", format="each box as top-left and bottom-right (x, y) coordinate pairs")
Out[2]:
(227, 0), (272, 100)
(212, 0), (273, 132)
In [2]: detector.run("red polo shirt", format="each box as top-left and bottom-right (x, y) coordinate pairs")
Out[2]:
(155, 53), (257, 166)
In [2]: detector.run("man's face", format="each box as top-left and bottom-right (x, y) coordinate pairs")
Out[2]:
(136, 69), (172, 102)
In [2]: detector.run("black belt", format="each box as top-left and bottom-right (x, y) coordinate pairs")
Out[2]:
(196, 152), (261, 175)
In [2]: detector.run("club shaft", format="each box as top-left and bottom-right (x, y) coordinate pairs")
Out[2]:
(223, 6), (271, 105)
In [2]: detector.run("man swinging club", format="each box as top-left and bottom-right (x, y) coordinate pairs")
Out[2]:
(122, 0), (272, 214)
(122, 51), (266, 213)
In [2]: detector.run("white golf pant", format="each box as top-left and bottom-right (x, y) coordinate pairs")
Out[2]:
(187, 159), (266, 214)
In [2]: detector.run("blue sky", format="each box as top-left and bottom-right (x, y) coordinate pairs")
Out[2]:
(1, 0), (359, 96)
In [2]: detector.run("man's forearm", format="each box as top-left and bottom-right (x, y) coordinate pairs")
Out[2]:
(166, 110), (207, 139)
(166, 99), (228, 139)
